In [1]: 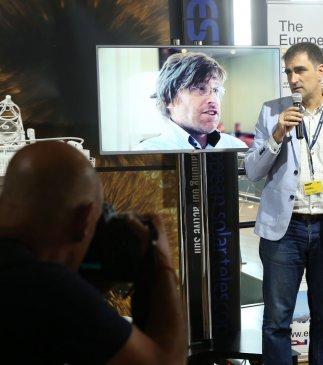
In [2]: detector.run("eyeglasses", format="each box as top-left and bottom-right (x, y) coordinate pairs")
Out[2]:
(189, 84), (226, 97)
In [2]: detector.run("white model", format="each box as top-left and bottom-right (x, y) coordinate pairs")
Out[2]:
(0, 95), (94, 177)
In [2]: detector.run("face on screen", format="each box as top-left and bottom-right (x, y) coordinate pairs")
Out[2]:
(97, 46), (281, 154)
(167, 76), (223, 139)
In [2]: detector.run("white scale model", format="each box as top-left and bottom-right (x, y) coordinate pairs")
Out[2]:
(0, 95), (94, 177)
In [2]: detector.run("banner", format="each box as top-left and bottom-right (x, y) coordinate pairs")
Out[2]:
(267, 0), (323, 96)
(179, 152), (241, 343)
(267, 1), (323, 47)
(267, 3), (315, 360)
(206, 152), (240, 338)
(181, 153), (207, 342)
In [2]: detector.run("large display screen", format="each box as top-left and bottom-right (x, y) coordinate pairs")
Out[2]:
(97, 46), (281, 154)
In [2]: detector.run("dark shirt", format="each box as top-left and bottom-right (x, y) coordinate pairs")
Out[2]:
(188, 130), (221, 149)
(0, 238), (132, 364)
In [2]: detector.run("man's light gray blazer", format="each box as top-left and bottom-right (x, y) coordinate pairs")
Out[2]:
(244, 96), (300, 241)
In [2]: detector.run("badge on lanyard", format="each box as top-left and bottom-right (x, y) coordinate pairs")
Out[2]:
(302, 109), (323, 193)
(303, 180), (323, 195)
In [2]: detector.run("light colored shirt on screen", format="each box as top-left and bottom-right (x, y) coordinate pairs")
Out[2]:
(132, 119), (247, 151)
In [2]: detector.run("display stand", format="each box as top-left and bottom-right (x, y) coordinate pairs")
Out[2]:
(178, 150), (299, 364)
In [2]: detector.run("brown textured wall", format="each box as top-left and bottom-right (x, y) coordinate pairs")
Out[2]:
(99, 168), (179, 266)
(99, 163), (179, 315)
(0, 1), (179, 315)
(0, 0), (170, 154)
(95, 153), (180, 315)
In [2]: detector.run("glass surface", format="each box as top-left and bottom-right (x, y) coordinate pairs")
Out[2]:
(238, 152), (264, 305)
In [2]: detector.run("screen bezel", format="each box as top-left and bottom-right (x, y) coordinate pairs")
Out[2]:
(96, 45), (282, 155)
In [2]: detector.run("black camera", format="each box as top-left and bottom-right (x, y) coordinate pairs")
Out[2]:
(80, 203), (158, 283)
(80, 203), (159, 329)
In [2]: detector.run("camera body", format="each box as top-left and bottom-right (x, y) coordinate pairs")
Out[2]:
(81, 203), (157, 283)
(80, 203), (158, 330)
(80, 203), (159, 329)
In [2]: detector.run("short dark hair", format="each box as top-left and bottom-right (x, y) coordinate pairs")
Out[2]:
(283, 42), (323, 65)
(155, 52), (226, 117)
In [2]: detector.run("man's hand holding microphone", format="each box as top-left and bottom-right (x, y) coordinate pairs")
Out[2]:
(273, 93), (304, 144)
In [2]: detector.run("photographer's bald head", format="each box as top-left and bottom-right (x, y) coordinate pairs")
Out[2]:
(0, 141), (103, 271)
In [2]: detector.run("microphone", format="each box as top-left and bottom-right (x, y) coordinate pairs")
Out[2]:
(292, 92), (303, 139)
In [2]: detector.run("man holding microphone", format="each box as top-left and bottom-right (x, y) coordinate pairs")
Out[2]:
(245, 42), (323, 365)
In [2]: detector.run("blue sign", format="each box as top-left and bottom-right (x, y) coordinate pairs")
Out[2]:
(184, 0), (220, 44)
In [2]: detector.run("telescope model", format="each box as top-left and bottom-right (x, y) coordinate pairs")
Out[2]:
(0, 95), (94, 176)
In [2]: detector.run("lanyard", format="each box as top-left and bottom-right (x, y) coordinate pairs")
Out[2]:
(302, 110), (323, 176)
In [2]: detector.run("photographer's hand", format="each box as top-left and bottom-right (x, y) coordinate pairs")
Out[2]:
(120, 213), (152, 254)
(107, 214), (187, 365)
(147, 214), (173, 267)
(123, 213), (174, 270)
(140, 214), (186, 361)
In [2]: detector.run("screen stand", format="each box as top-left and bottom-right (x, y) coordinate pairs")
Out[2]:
(177, 151), (299, 364)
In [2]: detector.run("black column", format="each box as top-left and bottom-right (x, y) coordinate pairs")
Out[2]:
(168, 0), (184, 43)
(250, 0), (267, 45)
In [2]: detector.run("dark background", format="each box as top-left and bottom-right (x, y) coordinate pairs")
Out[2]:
(0, 0), (267, 159)
(0, 0), (170, 156)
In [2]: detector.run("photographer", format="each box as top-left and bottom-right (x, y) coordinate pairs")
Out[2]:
(0, 141), (186, 365)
